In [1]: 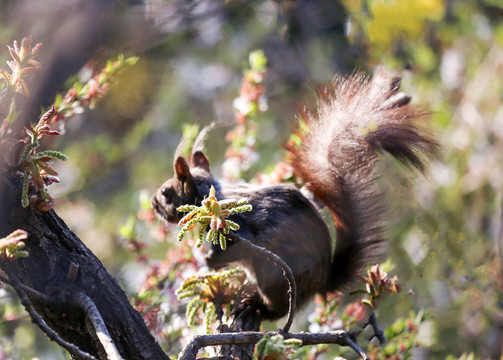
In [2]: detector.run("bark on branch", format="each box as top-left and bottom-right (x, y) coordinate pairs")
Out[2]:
(180, 330), (370, 360)
(0, 175), (169, 360)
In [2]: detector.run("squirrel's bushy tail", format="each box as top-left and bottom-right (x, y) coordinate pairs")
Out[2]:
(286, 69), (439, 292)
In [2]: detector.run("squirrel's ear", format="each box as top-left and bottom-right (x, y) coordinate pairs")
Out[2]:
(191, 151), (211, 172)
(173, 156), (192, 180)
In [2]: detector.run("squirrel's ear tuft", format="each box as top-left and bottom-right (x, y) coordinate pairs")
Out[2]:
(191, 151), (211, 172)
(174, 156), (192, 180)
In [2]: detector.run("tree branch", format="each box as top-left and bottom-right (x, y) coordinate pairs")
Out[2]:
(0, 273), (53, 303)
(1, 271), (135, 360)
(365, 312), (386, 345)
(3, 266), (98, 360)
(0, 175), (170, 360)
(180, 330), (370, 360)
(72, 292), (125, 360)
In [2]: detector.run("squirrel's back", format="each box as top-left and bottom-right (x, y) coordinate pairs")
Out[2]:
(286, 69), (439, 292)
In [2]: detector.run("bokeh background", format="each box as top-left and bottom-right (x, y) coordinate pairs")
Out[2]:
(0, 0), (502, 359)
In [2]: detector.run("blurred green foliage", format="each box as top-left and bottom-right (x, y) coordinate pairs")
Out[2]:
(0, 0), (502, 359)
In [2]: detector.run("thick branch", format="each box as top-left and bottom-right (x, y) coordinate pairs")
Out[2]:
(0, 175), (169, 360)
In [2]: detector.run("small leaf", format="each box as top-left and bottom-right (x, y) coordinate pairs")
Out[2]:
(28, 59), (41, 67)
(7, 60), (16, 72)
(181, 217), (200, 233)
(204, 301), (216, 333)
(0, 70), (10, 81)
(8, 45), (20, 64)
(219, 232), (227, 251)
(196, 226), (205, 247)
(39, 106), (56, 123)
(256, 335), (269, 357)
(0, 229), (29, 260)
(2, 229), (28, 242)
(20, 36), (32, 60)
(33, 154), (52, 164)
(226, 220), (240, 231)
(219, 199), (237, 209)
(229, 205), (253, 215)
(31, 42), (43, 56)
(186, 296), (203, 325)
(17, 78), (29, 96)
(37, 161), (58, 176)
(177, 205), (197, 213)
(19, 66), (39, 75)
(36, 150), (68, 161)
(206, 229), (217, 244)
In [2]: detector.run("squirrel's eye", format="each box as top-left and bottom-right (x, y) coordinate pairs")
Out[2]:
(162, 187), (172, 199)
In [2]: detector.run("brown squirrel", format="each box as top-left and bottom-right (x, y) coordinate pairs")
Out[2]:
(152, 69), (439, 321)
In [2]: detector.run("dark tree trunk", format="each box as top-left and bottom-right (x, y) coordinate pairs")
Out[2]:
(0, 175), (169, 360)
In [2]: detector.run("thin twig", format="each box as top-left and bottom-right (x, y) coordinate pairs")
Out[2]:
(0, 273), (52, 302)
(72, 292), (124, 360)
(179, 330), (370, 360)
(3, 267), (98, 360)
(226, 232), (296, 333)
(365, 313), (386, 344)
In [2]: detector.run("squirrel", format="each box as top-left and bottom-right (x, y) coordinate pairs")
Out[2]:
(152, 69), (439, 321)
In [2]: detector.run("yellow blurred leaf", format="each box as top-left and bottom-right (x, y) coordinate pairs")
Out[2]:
(368, 0), (444, 49)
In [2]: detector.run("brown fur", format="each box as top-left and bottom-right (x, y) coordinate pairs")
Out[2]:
(286, 69), (439, 291)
